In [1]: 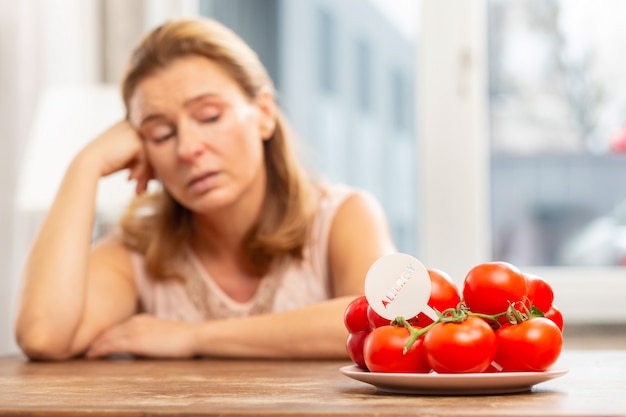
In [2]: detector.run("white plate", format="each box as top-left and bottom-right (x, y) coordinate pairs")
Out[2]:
(340, 365), (569, 395)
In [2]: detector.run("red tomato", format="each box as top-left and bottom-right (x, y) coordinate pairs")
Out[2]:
(494, 318), (563, 372)
(367, 306), (420, 329)
(423, 316), (497, 373)
(463, 262), (527, 315)
(366, 305), (392, 329)
(544, 305), (564, 332)
(344, 296), (370, 333)
(346, 331), (369, 370)
(363, 325), (430, 373)
(416, 268), (461, 326)
(524, 273), (554, 313)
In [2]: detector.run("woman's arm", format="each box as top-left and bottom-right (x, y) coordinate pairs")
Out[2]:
(85, 296), (355, 359)
(85, 190), (396, 360)
(15, 121), (150, 360)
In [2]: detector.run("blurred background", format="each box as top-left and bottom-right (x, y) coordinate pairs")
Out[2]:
(1, 0), (625, 355)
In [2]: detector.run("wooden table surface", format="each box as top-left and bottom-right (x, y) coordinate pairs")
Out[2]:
(0, 349), (624, 417)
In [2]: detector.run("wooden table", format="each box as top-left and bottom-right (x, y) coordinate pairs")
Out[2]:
(0, 350), (624, 416)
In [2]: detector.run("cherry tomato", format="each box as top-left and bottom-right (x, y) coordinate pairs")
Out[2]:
(463, 262), (527, 315)
(524, 273), (554, 313)
(344, 296), (373, 369)
(363, 325), (430, 373)
(543, 305), (564, 332)
(346, 331), (369, 370)
(344, 296), (370, 333)
(367, 307), (420, 329)
(423, 316), (497, 373)
(494, 318), (563, 372)
(366, 305), (392, 329)
(416, 268), (461, 326)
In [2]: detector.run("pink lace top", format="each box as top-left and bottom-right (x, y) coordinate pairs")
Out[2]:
(130, 184), (356, 322)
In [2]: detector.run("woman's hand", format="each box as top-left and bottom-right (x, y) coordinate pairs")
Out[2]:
(85, 314), (198, 359)
(79, 120), (154, 195)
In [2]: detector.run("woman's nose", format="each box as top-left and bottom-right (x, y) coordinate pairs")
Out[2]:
(176, 122), (205, 161)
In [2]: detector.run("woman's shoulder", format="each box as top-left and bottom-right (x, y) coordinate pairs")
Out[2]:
(315, 182), (359, 207)
(314, 181), (390, 247)
(307, 181), (376, 248)
(315, 182), (381, 217)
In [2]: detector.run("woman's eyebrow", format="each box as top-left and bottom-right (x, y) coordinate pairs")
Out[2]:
(183, 93), (220, 107)
(138, 93), (221, 126)
(138, 113), (166, 127)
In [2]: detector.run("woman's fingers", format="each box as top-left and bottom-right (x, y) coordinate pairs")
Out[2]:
(86, 315), (197, 359)
(128, 152), (155, 195)
(85, 328), (122, 358)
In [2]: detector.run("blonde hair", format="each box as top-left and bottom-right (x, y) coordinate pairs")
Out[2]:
(119, 18), (317, 279)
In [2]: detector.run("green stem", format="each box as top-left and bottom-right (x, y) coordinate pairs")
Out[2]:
(466, 311), (505, 322)
(394, 300), (532, 355)
(395, 316), (437, 354)
(466, 310), (507, 328)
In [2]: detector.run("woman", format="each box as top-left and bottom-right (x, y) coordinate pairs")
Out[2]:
(15, 17), (395, 360)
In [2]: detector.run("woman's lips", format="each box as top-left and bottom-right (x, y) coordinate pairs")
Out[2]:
(188, 172), (219, 194)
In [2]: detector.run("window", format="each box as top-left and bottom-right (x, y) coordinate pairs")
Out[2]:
(355, 38), (371, 112)
(317, 9), (336, 94)
(391, 68), (408, 132)
(420, 0), (626, 323)
(489, 0), (626, 268)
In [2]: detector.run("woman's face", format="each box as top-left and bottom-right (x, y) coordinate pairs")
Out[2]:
(129, 55), (276, 213)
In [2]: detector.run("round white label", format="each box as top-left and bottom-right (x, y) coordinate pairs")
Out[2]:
(364, 253), (435, 321)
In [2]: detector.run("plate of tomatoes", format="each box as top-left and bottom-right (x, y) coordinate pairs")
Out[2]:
(343, 260), (568, 395)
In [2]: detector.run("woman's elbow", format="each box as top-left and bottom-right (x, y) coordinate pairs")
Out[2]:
(15, 325), (79, 361)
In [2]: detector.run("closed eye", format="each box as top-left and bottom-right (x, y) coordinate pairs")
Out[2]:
(146, 124), (175, 144)
(152, 132), (176, 143)
(200, 114), (221, 124)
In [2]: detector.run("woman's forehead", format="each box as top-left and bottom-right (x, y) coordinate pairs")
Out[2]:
(128, 56), (244, 123)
